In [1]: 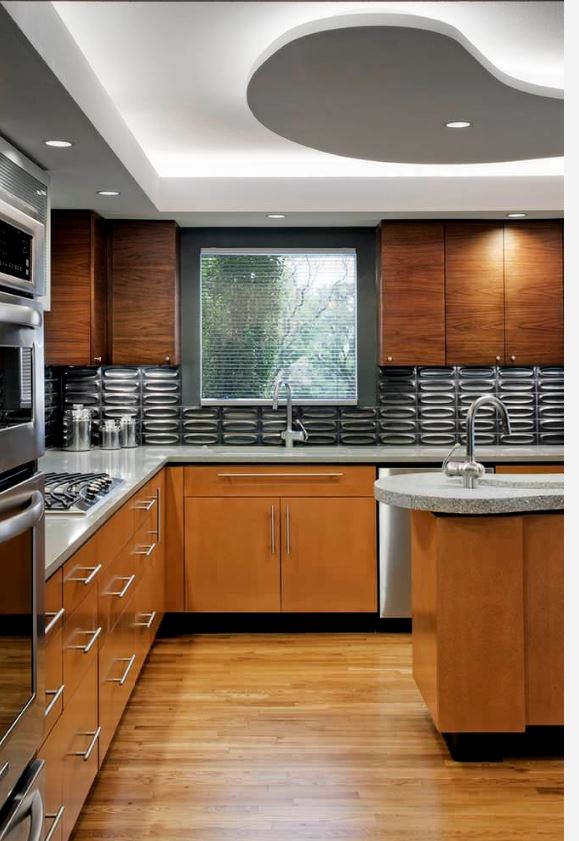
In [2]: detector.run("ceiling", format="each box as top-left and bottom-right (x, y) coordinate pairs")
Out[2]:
(0, 1), (564, 224)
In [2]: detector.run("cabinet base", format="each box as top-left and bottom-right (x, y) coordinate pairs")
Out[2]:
(443, 727), (564, 763)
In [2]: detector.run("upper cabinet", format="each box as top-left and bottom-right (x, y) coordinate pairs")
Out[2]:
(379, 220), (563, 368)
(110, 221), (180, 366)
(46, 211), (108, 366)
(504, 221), (563, 366)
(379, 222), (446, 366)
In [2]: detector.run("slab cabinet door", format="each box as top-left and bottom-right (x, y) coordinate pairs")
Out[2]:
(185, 497), (281, 611)
(280, 497), (377, 612)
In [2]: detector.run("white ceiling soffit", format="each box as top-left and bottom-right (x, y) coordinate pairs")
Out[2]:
(2, 1), (563, 216)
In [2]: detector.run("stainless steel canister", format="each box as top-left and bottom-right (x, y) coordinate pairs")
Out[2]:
(63, 404), (92, 451)
(100, 419), (121, 450)
(119, 416), (138, 448)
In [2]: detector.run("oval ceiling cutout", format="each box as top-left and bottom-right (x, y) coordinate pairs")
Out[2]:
(247, 26), (563, 165)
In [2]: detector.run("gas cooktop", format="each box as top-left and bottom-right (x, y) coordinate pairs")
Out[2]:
(44, 471), (124, 515)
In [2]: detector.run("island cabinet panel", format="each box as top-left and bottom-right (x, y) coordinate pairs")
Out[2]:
(280, 497), (377, 613)
(185, 497), (281, 612)
(444, 222), (505, 365)
(504, 221), (563, 365)
(110, 220), (180, 365)
(183, 465), (375, 497)
(379, 222), (446, 366)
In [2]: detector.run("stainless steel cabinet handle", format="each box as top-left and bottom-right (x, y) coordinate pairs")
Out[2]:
(286, 507), (291, 555)
(71, 727), (101, 761)
(270, 505), (275, 555)
(45, 806), (65, 841)
(135, 611), (157, 629)
(67, 564), (102, 584)
(0, 761), (9, 781)
(155, 487), (161, 542)
(107, 654), (136, 686)
(105, 574), (136, 598)
(217, 472), (344, 479)
(0, 490), (44, 544)
(133, 543), (156, 557)
(45, 607), (65, 635)
(44, 684), (65, 717)
(133, 497), (156, 511)
(68, 626), (102, 653)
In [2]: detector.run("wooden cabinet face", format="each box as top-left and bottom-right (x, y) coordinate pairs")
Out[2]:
(281, 497), (377, 613)
(379, 222), (445, 366)
(445, 223), (505, 365)
(504, 221), (563, 365)
(185, 497), (281, 612)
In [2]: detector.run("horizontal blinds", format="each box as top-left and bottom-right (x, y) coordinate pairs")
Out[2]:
(200, 250), (357, 403)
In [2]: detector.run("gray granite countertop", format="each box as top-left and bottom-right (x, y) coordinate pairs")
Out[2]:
(374, 472), (564, 515)
(40, 444), (563, 578)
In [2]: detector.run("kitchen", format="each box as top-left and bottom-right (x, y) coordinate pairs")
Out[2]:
(0, 2), (569, 841)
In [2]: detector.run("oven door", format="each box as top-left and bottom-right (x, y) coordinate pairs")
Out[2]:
(0, 292), (44, 474)
(0, 196), (45, 298)
(0, 760), (44, 841)
(0, 474), (44, 810)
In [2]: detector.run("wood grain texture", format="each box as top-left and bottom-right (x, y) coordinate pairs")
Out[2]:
(164, 467), (185, 611)
(280, 497), (377, 612)
(504, 221), (563, 365)
(70, 634), (563, 841)
(524, 514), (564, 725)
(185, 497), (282, 612)
(445, 222), (505, 364)
(379, 222), (446, 366)
(110, 221), (180, 365)
(183, 465), (376, 498)
(410, 509), (439, 726)
(495, 464), (564, 474)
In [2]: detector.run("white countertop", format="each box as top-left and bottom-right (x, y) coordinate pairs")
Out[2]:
(374, 472), (564, 515)
(40, 444), (564, 578)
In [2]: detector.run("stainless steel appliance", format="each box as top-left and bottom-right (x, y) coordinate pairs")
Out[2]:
(44, 472), (124, 515)
(0, 760), (43, 841)
(0, 291), (44, 474)
(0, 471), (45, 811)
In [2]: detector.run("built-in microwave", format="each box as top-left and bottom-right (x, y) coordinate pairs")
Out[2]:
(0, 196), (45, 299)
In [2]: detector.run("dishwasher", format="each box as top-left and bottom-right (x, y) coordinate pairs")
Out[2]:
(378, 465), (494, 618)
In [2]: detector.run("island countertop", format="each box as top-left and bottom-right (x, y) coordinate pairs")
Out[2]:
(374, 472), (564, 515)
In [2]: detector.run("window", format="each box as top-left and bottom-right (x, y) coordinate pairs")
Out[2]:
(200, 249), (357, 404)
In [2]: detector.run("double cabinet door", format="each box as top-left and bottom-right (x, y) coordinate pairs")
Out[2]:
(184, 496), (377, 613)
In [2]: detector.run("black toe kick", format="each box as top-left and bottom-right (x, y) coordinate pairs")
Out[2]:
(443, 727), (564, 762)
(158, 612), (411, 635)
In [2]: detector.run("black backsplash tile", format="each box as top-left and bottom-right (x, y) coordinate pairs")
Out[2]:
(44, 365), (564, 447)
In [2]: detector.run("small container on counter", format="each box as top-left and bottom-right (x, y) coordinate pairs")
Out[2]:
(119, 416), (138, 448)
(100, 419), (121, 450)
(63, 404), (93, 451)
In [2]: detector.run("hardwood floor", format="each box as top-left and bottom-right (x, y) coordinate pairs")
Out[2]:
(71, 634), (563, 841)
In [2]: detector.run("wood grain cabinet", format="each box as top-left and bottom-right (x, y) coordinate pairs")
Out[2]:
(110, 220), (180, 365)
(45, 210), (108, 366)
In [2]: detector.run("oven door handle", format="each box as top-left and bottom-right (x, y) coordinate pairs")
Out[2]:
(0, 491), (44, 544)
(0, 301), (42, 329)
(0, 760), (44, 841)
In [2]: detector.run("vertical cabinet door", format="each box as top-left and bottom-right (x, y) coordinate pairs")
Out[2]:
(379, 222), (445, 366)
(504, 221), (563, 365)
(185, 498), (281, 611)
(445, 223), (505, 365)
(281, 498), (377, 613)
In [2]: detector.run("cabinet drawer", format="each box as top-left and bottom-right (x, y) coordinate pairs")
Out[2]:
(44, 626), (64, 737)
(131, 516), (161, 579)
(38, 727), (64, 841)
(133, 556), (163, 663)
(183, 466), (376, 497)
(98, 541), (137, 638)
(62, 539), (101, 615)
(96, 500), (134, 568)
(63, 587), (101, 700)
(45, 569), (63, 619)
(132, 475), (162, 533)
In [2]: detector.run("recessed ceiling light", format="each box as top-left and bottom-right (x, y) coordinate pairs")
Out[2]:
(97, 190), (121, 196)
(267, 213), (286, 219)
(444, 121), (472, 129)
(44, 139), (74, 148)
(506, 212), (528, 218)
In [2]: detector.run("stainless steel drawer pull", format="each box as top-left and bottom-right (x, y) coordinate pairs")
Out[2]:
(71, 727), (101, 761)
(107, 654), (136, 686)
(270, 505), (275, 555)
(217, 472), (344, 479)
(45, 607), (65, 635)
(67, 564), (102, 585)
(133, 497), (156, 511)
(133, 543), (156, 557)
(44, 684), (65, 717)
(105, 574), (136, 598)
(45, 806), (65, 841)
(286, 507), (291, 554)
(135, 611), (157, 629)
(68, 626), (102, 653)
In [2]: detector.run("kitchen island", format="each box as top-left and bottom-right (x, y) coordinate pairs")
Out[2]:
(374, 471), (564, 760)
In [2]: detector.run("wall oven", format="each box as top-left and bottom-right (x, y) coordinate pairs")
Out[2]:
(0, 199), (44, 300)
(0, 291), (44, 474)
(0, 471), (44, 815)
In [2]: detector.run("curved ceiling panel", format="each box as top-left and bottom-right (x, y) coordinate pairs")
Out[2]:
(247, 25), (563, 165)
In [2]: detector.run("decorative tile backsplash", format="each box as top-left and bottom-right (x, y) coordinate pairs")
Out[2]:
(44, 364), (563, 448)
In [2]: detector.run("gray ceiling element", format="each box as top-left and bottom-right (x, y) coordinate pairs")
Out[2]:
(247, 25), (563, 165)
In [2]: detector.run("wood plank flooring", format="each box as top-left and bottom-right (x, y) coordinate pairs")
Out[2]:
(71, 634), (563, 841)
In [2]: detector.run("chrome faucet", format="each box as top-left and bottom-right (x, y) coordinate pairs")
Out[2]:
(272, 379), (308, 448)
(444, 395), (512, 488)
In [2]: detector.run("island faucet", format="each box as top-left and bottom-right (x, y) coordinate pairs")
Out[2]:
(272, 379), (308, 448)
(444, 395), (512, 489)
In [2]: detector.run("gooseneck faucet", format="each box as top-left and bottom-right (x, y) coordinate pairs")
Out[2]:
(444, 395), (512, 488)
(272, 379), (308, 448)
